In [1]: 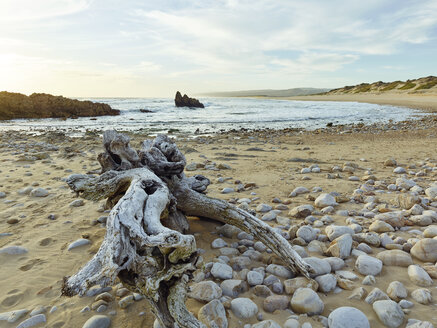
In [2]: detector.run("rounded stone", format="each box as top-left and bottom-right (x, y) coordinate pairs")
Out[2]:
(328, 306), (370, 328)
(230, 298), (258, 319)
(290, 288), (324, 315)
(82, 315), (111, 328)
(355, 255), (382, 276)
(410, 238), (437, 262)
(372, 300), (404, 328)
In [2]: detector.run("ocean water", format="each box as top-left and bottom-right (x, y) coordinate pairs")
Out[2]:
(0, 97), (426, 136)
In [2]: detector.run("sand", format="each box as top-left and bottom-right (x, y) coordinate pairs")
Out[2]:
(279, 93), (437, 113)
(0, 101), (437, 327)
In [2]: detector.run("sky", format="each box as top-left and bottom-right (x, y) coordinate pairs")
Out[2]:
(0, 0), (436, 97)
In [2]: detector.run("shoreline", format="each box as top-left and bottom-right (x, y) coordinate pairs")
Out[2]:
(266, 93), (437, 113)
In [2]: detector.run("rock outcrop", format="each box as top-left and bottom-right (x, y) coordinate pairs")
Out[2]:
(174, 91), (204, 108)
(0, 92), (120, 120)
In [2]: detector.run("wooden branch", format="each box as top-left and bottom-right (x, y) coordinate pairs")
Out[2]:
(62, 130), (310, 328)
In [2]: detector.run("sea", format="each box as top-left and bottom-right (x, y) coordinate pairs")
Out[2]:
(0, 97), (427, 136)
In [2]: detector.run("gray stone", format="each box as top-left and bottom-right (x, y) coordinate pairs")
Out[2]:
(211, 263), (233, 280)
(365, 288), (389, 304)
(399, 300), (414, 309)
(82, 315), (111, 328)
(376, 250), (412, 267)
(16, 314), (46, 328)
(221, 188), (234, 194)
(220, 279), (248, 298)
(303, 257), (331, 277)
(0, 309), (29, 323)
(30, 188), (49, 197)
(266, 264), (293, 279)
(189, 281), (222, 302)
(387, 281), (407, 301)
(410, 238), (437, 262)
(296, 226), (317, 243)
(407, 265), (433, 287)
(327, 234), (352, 259)
(325, 225), (354, 241)
(373, 300), (404, 328)
(411, 288), (432, 304)
(328, 306), (370, 328)
(290, 288), (324, 315)
(70, 199), (84, 207)
(263, 295), (289, 313)
(252, 320), (281, 328)
(284, 318), (300, 328)
(256, 204), (273, 212)
(247, 271), (264, 286)
(211, 238), (227, 249)
(355, 255), (382, 276)
(68, 238), (91, 250)
(198, 299), (228, 328)
(230, 298), (258, 319)
(289, 205), (314, 218)
(315, 274), (337, 293)
(314, 193), (337, 208)
(0, 245), (28, 255)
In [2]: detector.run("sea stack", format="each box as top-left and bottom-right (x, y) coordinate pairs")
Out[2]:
(174, 91), (204, 108)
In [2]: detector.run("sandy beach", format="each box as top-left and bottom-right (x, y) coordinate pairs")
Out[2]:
(0, 101), (436, 328)
(279, 93), (437, 113)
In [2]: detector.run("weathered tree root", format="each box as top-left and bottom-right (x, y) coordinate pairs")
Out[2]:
(62, 130), (311, 328)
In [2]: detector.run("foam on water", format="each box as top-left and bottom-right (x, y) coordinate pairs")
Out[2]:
(0, 97), (426, 135)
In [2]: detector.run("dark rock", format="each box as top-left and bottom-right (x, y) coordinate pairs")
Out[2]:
(140, 109), (154, 113)
(0, 91), (119, 120)
(175, 91), (204, 108)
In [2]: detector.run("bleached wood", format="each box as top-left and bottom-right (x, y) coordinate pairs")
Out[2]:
(63, 130), (310, 328)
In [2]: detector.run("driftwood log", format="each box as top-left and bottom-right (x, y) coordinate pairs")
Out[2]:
(62, 130), (311, 328)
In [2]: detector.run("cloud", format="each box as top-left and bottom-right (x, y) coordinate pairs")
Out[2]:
(0, 0), (92, 22)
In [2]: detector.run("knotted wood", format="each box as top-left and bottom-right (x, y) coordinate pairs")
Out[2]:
(62, 130), (311, 328)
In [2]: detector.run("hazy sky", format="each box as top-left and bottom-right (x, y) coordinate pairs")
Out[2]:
(1, 0), (436, 97)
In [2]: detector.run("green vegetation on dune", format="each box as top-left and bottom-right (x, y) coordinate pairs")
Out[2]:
(354, 83), (372, 93)
(381, 81), (401, 91)
(416, 80), (437, 90)
(399, 82), (416, 90)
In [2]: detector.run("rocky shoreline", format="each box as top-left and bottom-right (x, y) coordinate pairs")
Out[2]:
(0, 92), (120, 120)
(0, 117), (436, 327)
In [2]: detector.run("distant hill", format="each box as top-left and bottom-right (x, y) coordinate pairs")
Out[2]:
(200, 87), (330, 97)
(325, 76), (437, 95)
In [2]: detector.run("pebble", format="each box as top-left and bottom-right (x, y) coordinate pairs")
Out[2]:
(411, 288), (432, 304)
(387, 281), (408, 301)
(247, 271), (264, 286)
(263, 295), (289, 313)
(325, 225), (354, 241)
(355, 255), (383, 276)
(296, 226), (317, 243)
(303, 257), (331, 277)
(0, 245), (28, 255)
(315, 274), (337, 293)
(220, 279), (248, 297)
(253, 320), (281, 328)
(314, 193), (337, 208)
(118, 295), (134, 309)
(16, 314), (46, 328)
(328, 306), (370, 328)
(82, 315), (111, 328)
(221, 187), (234, 194)
(290, 288), (324, 315)
(211, 263), (233, 280)
(189, 281), (222, 302)
(198, 299), (227, 328)
(68, 238), (91, 250)
(284, 318), (300, 328)
(266, 264), (293, 279)
(407, 265), (433, 287)
(373, 300), (404, 328)
(29, 188), (49, 197)
(0, 309), (29, 323)
(256, 204), (273, 212)
(230, 298), (258, 319)
(410, 238), (437, 262)
(289, 205), (314, 218)
(376, 250), (413, 267)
